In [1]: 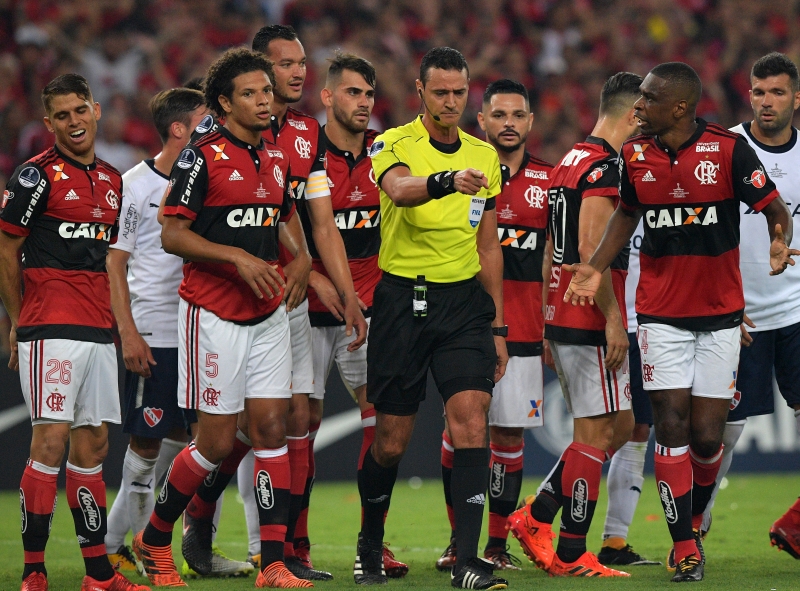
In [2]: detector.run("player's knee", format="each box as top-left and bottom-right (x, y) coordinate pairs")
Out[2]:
(371, 436), (406, 466)
(130, 435), (162, 459)
(248, 420), (287, 450)
(654, 414), (689, 445)
(308, 398), (323, 425)
(30, 429), (69, 466)
(689, 435), (723, 459)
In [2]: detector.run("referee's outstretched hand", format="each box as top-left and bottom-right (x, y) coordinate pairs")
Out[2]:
(233, 250), (286, 300)
(454, 169), (489, 195)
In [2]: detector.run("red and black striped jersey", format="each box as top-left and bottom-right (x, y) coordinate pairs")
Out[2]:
(544, 136), (628, 346)
(0, 146), (122, 343)
(163, 125), (295, 323)
(307, 128), (382, 327)
(620, 119), (779, 331)
(497, 152), (552, 356)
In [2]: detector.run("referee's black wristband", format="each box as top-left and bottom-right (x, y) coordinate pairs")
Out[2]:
(427, 171), (457, 199)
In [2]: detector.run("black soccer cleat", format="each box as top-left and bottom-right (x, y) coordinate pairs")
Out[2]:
(598, 544), (662, 566)
(354, 533), (387, 585)
(670, 555), (704, 582)
(451, 557), (508, 590)
(285, 554), (333, 581)
(181, 512), (214, 575)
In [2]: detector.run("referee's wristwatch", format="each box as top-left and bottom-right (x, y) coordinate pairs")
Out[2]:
(491, 325), (508, 337)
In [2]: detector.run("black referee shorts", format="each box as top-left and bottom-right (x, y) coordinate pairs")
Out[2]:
(367, 272), (497, 416)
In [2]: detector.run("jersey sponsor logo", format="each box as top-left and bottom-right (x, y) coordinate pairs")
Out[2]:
(528, 399), (543, 418)
(52, 162), (70, 181)
(202, 387), (221, 406)
(497, 227), (538, 250)
(21, 177), (48, 226)
(645, 206), (717, 228)
(273, 165), (285, 188)
(586, 164), (607, 183)
(560, 148), (591, 167)
(334, 208), (380, 230)
(498, 204), (516, 220)
(629, 144), (648, 162)
(64, 189), (80, 201)
(368, 140), (385, 157)
(98, 172), (111, 182)
(211, 143), (229, 161)
(658, 481), (678, 524)
(77, 486), (101, 531)
(730, 390), (741, 410)
(525, 168), (549, 180)
(105, 189), (120, 209)
(267, 149), (283, 159)
(729, 370), (737, 390)
(143, 407), (163, 427)
(180, 156), (204, 205)
(19, 489), (26, 533)
(694, 160), (720, 185)
(287, 119), (308, 131)
(176, 148), (196, 170)
(744, 167), (767, 188)
(295, 136), (312, 159)
(204, 466), (219, 488)
(59, 222), (112, 240)
(571, 478), (588, 522)
(229, 169), (244, 181)
(670, 184), (689, 199)
(642, 170), (656, 182)
(489, 462), (505, 498)
(18, 166), (40, 188)
(227, 207), (280, 227)
(46, 390), (66, 411)
(695, 142), (719, 153)
(195, 114), (214, 134)
(256, 470), (274, 509)
(2, 189), (13, 208)
(525, 185), (546, 208)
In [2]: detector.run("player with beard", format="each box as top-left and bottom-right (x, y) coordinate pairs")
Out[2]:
(563, 62), (797, 582)
(435, 79), (551, 573)
(699, 52), (800, 561)
(306, 52), (409, 578)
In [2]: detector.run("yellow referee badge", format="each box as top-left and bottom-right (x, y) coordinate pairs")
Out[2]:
(469, 196), (486, 227)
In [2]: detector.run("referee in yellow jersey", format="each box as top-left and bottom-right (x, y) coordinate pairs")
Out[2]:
(354, 47), (509, 590)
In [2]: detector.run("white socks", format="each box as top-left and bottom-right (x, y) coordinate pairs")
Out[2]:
(237, 448), (261, 555)
(105, 445), (158, 549)
(155, 438), (186, 487)
(603, 440), (647, 540)
(702, 420), (745, 531)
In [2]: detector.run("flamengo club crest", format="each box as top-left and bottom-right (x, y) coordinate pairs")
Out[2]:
(295, 136), (312, 159)
(694, 160), (719, 185)
(202, 387), (220, 406)
(524, 185), (546, 208)
(46, 389), (65, 412)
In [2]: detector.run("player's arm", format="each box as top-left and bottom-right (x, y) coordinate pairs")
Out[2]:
(379, 166), (490, 207)
(0, 230), (24, 371)
(579, 197), (627, 370)
(476, 207), (508, 383)
(761, 197), (799, 275)
(278, 213), (312, 312)
(107, 248), (156, 378)
(305, 196), (367, 350)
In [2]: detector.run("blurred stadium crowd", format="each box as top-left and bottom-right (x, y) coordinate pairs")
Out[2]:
(0, 0), (798, 354)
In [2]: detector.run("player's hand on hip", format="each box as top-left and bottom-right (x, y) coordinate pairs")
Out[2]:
(769, 223), (800, 275)
(493, 335), (509, 383)
(121, 331), (157, 378)
(310, 272), (345, 321)
(282, 251), (311, 311)
(740, 313), (756, 347)
(562, 263), (602, 306)
(233, 250), (285, 300)
(344, 299), (368, 352)
(453, 169), (489, 195)
(603, 316), (628, 371)
(8, 326), (18, 372)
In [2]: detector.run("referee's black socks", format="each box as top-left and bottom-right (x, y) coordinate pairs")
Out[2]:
(452, 448), (490, 574)
(359, 446), (398, 542)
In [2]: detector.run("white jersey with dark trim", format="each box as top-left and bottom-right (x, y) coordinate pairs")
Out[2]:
(732, 122), (800, 331)
(111, 159), (183, 348)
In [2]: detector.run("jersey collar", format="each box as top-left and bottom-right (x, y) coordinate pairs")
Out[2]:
(585, 135), (617, 158)
(145, 158), (169, 180)
(54, 144), (97, 171)
(653, 118), (707, 155)
(500, 151), (531, 184)
(741, 120), (798, 154)
(219, 124), (264, 151)
(322, 125), (370, 166)
(414, 115), (462, 154)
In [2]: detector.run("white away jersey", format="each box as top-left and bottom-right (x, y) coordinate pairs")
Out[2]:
(111, 159), (182, 347)
(731, 122), (800, 331)
(625, 219), (644, 331)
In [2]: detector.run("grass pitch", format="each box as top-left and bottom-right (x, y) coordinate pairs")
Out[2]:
(0, 473), (798, 590)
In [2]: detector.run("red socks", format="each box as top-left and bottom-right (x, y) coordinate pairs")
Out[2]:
(655, 444), (697, 563)
(254, 446), (291, 566)
(20, 460), (59, 574)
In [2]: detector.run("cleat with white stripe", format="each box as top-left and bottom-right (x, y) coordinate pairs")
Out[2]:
(451, 557), (508, 589)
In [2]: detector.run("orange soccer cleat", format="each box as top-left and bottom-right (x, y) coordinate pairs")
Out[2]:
(132, 531), (186, 588)
(548, 551), (630, 578)
(255, 561), (314, 588)
(506, 505), (556, 570)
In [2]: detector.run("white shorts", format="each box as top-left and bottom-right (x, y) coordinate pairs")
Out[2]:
(488, 355), (544, 428)
(178, 299), (292, 415)
(18, 339), (120, 427)
(637, 324), (740, 398)
(311, 318), (371, 400)
(550, 341), (632, 419)
(289, 299), (314, 395)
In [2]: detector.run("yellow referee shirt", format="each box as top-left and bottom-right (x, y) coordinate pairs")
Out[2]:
(370, 116), (502, 283)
